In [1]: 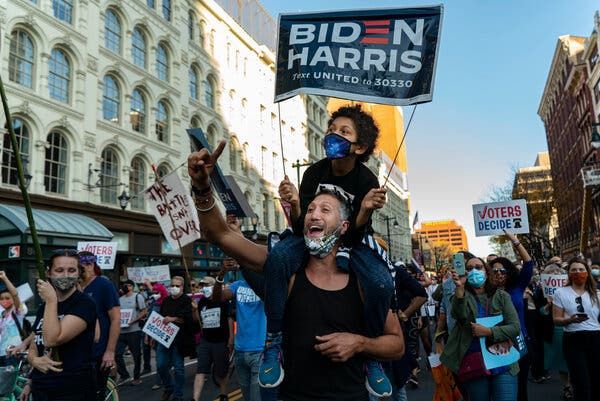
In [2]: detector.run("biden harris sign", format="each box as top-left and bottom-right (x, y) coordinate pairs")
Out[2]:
(274, 6), (443, 106)
(472, 199), (530, 237)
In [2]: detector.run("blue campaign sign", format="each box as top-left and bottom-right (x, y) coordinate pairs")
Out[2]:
(477, 315), (521, 370)
(275, 6), (443, 106)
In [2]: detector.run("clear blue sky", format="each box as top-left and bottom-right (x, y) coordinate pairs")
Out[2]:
(259, 0), (599, 257)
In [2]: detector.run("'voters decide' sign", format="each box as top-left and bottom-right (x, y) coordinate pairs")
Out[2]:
(472, 199), (529, 237)
(77, 241), (118, 269)
(142, 311), (180, 348)
(540, 274), (568, 297)
(127, 265), (171, 283)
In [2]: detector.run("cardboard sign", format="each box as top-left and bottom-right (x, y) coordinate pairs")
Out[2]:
(477, 315), (521, 370)
(472, 199), (529, 237)
(77, 241), (118, 270)
(16, 283), (34, 303)
(144, 171), (201, 250)
(142, 311), (180, 348)
(540, 274), (568, 297)
(275, 6), (444, 106)
(127, 265), (171, 284)
(120, 308), (133, 328)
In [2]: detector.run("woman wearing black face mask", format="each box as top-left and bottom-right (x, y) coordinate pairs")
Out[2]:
(24, 249), (98, 401)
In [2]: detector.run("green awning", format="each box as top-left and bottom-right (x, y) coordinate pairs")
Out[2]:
(0, 204), (113, 241)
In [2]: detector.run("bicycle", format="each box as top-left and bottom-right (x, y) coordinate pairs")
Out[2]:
(103, 377), (120, 401)
(0, 354), (31, 401)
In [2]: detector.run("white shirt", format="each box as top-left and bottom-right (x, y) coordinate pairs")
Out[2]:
(553, 286), (600, 332)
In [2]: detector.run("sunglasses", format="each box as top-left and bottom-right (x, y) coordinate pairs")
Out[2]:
(493, 267), (507, 275)
(575, 296), (584, 313)
(52, 249), (79, 256)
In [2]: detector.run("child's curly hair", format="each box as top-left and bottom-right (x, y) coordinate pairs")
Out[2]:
(328, 104), (379, 163)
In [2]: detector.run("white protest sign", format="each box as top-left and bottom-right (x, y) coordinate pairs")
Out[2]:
(144, 171), (201, 250)
(540, 274), (568, 297)
(472, 199), (529, 237)
(127, 265), (171, 283)
(500, 241), (517, 261)
(120, 308), (133, 328)
(142, 311), (180, 348)
(17, 283), (34, 303)
(200, 307), (221, 329)
(77, 242), (118, 269)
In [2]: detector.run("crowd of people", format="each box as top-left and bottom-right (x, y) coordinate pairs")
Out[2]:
(1, 105), (599, 401)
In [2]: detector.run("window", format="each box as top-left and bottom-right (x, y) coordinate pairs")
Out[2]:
(156, 44), (168, 81)
(189, 66), (199, 100)
(162, 0), (171, 21)
(130, 157), (146, 209)
(130, 89), (146, 134)
(1, 118), (30, 185)
(48, 49), (70, 103)
(205, 77), (215, 108)
(53, 0), (73, 24)
(156, 101), (168, 143)
(190, 116), (201, 128)
(156, 163), (169, 178)
(9, 30), (34, 88)
(102, 75), (120, 122)
(188, 11), (195, 40)
(131, 28), (146, 68)
(104, 9), (121, 53)
(261, 146), (267, 177)
(100, 148), (119, 204)
(44, 131), (68, 194)
(146, 0), (154, 8)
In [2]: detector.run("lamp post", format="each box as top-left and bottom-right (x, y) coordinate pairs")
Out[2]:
(251, 214), (259, 240)
(118, 190), (131, 210)
(382, 216), (399, 257)
(291, 159), (311, 184)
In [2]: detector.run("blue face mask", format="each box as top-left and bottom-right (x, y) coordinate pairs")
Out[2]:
(467, 269), (486, 288)
(323, 134), (356, 159)
(592, 269), (600, 277)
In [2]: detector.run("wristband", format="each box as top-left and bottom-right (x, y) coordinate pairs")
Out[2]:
(215, 276), (224, 283)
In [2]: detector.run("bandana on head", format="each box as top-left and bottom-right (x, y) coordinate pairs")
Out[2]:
(79, 255), (97, 265)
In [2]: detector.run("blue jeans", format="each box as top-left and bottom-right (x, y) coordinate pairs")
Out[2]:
(156, 343), (185, 398)
(263, 233), (394, 337)
(234, 350), (263, 401)
(463, 371), (518, 401)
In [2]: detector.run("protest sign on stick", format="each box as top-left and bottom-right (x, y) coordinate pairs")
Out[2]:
(142, 311), (180, 348)
(77, 241), (118, 269)
(127, 265), (171, 283)
(472, 199), (529, 237)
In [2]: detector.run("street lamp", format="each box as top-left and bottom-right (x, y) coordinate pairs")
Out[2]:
(591, 123), (600, 149)
(382, 216), (399, 255)
(21, 154), (32, 189)
(291, 159), (311, 184)
(118, 190), (131, 210)
(250, 214), (259, 240)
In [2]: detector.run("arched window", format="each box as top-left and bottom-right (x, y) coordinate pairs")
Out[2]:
(162, 0), (171, 21)
(204, 77), (215, 108)
(131, 28), (146, 68)
(44, 131), (68, 194)
(262, 193), (269, 229)
(100, 147), (119, 204)
(156, 163), (169, 178)
(53, 0), (73, 24)
(130, 89), (146, 134)
(102, 75), (120, 122)
(156, 101), (169, 143)
(130, 156), (146, 209)
(156, 44), (168, 81)
(49, 49), (70, 103)
(188, 11), (195, 40)
(104, 9), (121, 53)
(1, 118), (30, 185)
(229, 138), (239, 172)
(189, 66), (199, 100)
(206, 125), (216, 149)
(9, 30), (34, 88)
(190, 116), (201, 128)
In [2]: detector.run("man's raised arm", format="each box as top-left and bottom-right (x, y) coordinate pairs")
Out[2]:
(188, 141), (267, 271)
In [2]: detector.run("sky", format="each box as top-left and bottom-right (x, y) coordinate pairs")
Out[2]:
(258, 0), (599, 257)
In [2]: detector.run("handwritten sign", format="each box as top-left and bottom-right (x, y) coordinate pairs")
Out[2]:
(472, 199), (529, 237)
(77, 241), (118, 270)
(127, 265), (171, 284)
(120, 308), (133, 328)
(144, 171), (201, 250)
(200, 307), (221, 329)
(142, 311), (180, 348)
(540, 274), (568, 297)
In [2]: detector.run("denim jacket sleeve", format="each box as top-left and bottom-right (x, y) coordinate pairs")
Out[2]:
(490, 291), (521, 342)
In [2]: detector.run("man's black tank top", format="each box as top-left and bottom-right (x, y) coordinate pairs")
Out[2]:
(279, 267), (368, 401)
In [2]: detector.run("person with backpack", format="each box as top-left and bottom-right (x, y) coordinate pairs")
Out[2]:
(0, 270), (27, 367)
(115, 279), (147, 385)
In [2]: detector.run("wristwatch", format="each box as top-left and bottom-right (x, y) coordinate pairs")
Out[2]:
(399, 312), (408, 322)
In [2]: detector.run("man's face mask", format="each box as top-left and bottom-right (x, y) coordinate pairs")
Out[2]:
(323, 134), (358, 159)
(304, 223), (344, 258)
(169, 286), (181, 296)
(200, 286), (213, 299)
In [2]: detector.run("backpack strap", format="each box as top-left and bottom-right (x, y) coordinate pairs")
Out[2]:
(11, 311), (26, 340)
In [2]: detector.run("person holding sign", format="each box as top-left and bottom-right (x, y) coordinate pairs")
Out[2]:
(188, 145), (403, 401)
(263, 104), (395, 397)
(552, 258), (600, 401)
(27, 249), (98, 401)
(440, 257), (521, 401)
(115, 280), (146, 385)
(0, 270), (26, 367)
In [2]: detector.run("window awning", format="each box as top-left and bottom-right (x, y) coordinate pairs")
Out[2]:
(0, 204), (113, 241)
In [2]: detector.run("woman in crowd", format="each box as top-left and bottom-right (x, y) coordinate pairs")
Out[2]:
(552, 257), (600, 401)
(24, 249), (98, 401)
(145, 281), (168, 391)
(441, 256), (521, 401)
(489, 230), (533, 401)
(0, 270), (25, 367)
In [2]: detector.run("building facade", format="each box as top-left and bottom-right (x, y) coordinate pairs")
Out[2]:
(538, 34), (598, 258)
(415, 220), (469, 253)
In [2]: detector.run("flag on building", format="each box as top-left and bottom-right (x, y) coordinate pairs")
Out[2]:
(412, 211), (419, 229)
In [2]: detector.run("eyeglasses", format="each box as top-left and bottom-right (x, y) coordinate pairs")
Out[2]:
(493, 267), (507, 275)
(52, 249), (78, 256)
(575, 296), (584, 313)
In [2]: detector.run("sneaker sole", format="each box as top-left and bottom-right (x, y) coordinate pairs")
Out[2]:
(365, 378), (392, 398)
(258, 367), (285, 388)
